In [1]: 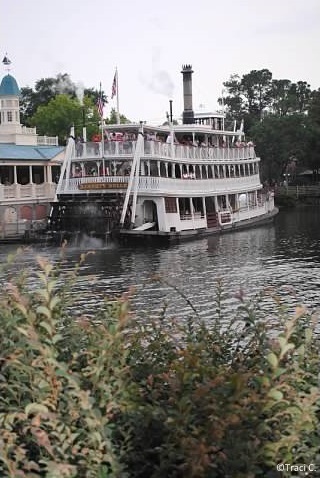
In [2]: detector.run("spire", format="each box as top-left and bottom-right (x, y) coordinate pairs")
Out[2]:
(2, 53), (12, 73)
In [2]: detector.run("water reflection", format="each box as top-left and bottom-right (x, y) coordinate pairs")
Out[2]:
(1, 206), (320, 328)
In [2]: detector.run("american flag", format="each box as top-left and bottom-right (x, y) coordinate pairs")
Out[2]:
(96, 96), (103, 117)
(111, 71), (117, 99)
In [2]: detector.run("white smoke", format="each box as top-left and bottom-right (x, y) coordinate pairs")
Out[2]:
(54, 73), (76, 96)
(75, 82), (85, 105)
(148, 69), (174, 97)
(142, 48), (174, 98)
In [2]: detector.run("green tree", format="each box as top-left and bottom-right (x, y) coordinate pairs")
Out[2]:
(222, 70), (313, 121)
(270, 79), (294, 116)
(19, 86), (35, 124)
(20, 73), (107, 127)
(221, 69), (273, 122)
(249, 114), (308, 182)
(20, 74), (75, 125)
(291, 80), (312, 113)
(241, 69), (273, 119)
(106, 107), (130, 124)
(220, 69), (319, 182)
(30, 94), (95, 144)
(219, 74), (244, 122)
(309, 88), (320, 125)
(303, 118), (320, 180)
(84, 86), (108, 107)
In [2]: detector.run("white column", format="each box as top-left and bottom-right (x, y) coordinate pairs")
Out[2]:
(202, 197), (206, 219)
(47, 165), (53, 183)
(14, 166), (17, 184)
(29, 166), (33, 184)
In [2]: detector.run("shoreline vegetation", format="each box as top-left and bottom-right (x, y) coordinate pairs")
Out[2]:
(0, 250), (319, 477)
(274, 185), (320, 208)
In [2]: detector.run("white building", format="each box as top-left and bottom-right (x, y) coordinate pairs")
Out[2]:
(0, 65), (65, 240)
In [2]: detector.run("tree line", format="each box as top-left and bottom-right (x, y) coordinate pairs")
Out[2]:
(19, 70), (320, 183)
(20, 73), (127, 145)
(220, 69), (320, 183)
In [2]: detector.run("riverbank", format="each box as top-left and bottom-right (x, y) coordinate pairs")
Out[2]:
(275, 184), (320, 207)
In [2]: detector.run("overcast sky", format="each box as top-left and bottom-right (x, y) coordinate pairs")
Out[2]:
(1, 0), (319, 124)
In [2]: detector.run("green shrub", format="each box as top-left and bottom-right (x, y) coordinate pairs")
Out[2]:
(0, 251), (129, 477)
(116, 290), (319, 478)
(0, 252), (319, 477)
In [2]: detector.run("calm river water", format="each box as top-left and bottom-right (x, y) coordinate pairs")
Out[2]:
(1, 206), (320, 329)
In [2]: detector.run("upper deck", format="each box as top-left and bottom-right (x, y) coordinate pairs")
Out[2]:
(56, 118), (261, 198)
(57, 130), (261, 198)
(71, 118), (253, 162)
(71, 139), (256, 163)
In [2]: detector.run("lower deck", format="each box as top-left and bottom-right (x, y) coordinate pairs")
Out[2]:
(48, 187), (276, 245)
(118, 207), (279, 244)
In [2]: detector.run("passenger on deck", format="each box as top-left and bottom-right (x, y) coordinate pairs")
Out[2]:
(92, 133), (101, 154)
(75, 137), (83, 157)
(111, 133), (117, 152)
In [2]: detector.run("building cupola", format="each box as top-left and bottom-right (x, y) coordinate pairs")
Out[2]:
(0, 73), (20, 97)
(0, 55), (21, 130)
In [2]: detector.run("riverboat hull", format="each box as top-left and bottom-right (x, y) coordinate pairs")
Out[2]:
(118, 207), (279, 244)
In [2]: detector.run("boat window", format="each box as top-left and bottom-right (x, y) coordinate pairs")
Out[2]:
(149, 160), (158, 176)
(160, 162), (166, 177)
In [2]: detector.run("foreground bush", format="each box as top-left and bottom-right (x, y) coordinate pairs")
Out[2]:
(0, 252), (319, 477)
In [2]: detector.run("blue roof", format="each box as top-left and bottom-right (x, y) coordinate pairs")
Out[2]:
(0, 144), (65, 161)
(0, 74), (20, 96)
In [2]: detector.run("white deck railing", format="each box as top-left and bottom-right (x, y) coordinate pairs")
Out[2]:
(37, 136), (59, 146)
(70, 140), (256, 163)
(58, 174), (261, 195)
(137, 175), (261, 195)
(0, 183), (57, 201)
(234, 201), (275, 221)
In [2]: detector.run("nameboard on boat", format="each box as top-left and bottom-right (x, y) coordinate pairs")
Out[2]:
(78, 182), (128, 190)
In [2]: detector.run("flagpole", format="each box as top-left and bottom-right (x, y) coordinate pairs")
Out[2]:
(116, 67), (120, 125)
(98, 82), (105, 174)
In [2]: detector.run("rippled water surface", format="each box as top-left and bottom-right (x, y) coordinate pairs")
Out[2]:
(1, 206), (320, 327)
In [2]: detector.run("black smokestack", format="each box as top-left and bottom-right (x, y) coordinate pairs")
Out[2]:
(181, 64), (194, 124)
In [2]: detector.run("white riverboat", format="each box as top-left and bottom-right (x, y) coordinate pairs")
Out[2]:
(49, 65), (278, 244)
